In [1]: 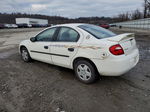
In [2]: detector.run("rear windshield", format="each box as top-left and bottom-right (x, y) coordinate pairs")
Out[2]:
(78, 24), (116, 39)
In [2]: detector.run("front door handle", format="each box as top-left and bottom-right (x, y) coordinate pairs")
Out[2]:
(44, 46), (48, 49)
(68, 48), (74, 52)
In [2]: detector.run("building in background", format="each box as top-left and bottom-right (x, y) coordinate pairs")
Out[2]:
(15, 18), (48, 26)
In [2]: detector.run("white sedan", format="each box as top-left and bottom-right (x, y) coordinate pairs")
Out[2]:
(19, 23), (139, 83)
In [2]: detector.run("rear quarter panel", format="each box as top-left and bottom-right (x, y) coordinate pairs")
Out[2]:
(70, 33), (117, 68)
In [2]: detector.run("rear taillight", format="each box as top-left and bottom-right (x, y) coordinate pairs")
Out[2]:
(109, 44), (124, 55)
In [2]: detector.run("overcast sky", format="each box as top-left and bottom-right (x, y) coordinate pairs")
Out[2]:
(0, 0), (143, 18)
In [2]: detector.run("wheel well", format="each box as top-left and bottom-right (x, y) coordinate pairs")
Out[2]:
(20, 45), (26, 53)
(73, 57), (98, 73)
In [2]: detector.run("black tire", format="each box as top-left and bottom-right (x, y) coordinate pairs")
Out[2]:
(74, 60), (98, 84)
(20, 47), (32, 62)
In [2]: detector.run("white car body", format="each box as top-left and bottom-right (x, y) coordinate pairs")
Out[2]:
(19, 23), (139, 78)
(4, 24), (12, 28)
(28, 24), (32, 28)
(4, 24), (18, 28)
(11, 24), (18, 28)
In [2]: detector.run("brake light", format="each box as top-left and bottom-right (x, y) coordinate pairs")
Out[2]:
(109, 44), (124, 55)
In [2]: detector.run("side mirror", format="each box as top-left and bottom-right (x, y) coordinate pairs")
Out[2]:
(30, 37), (36, 42)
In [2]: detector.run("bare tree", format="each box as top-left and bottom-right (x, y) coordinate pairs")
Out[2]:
(143, 0), (150, 18)
(147, 0), (150, 17)
(132, 9), (143, 20)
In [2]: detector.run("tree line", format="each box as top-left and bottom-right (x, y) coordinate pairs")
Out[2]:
(113, 0), (150, 22)
(0, 13), (113, 25)
(0, 0), (149, 24)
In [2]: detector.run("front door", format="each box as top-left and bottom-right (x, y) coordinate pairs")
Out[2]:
(29, 27), (57, 64)
(50, 27), (80, 68)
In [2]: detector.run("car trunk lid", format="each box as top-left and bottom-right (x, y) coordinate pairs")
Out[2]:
(107, 33), (137, 55)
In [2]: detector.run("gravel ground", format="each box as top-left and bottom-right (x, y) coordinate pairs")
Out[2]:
(0, 28), (150, 112)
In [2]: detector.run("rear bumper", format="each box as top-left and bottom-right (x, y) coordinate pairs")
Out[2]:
(92, 49), (139, 76)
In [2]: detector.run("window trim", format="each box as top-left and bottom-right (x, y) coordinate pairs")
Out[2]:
(55, 26), (80, 42)
(35, 27), (58, 42)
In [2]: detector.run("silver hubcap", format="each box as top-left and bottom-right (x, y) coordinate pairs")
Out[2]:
(77, 64), (91, 81)
(22, 50), (28, 61)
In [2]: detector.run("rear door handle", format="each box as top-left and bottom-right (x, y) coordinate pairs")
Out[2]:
(68, 48), (74, 52)
(44, 46), (48, 49)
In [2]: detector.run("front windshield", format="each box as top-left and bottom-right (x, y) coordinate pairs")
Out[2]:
(78, 24), (116, 39)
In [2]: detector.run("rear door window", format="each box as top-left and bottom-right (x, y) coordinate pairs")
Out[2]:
(56, 27), (79, 42)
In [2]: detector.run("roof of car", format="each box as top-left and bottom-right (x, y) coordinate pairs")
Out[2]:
(54, 23), (87, 27)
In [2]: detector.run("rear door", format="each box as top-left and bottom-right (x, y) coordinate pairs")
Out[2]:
(50, 27), (80, 68)
(29, 27), (57, 63)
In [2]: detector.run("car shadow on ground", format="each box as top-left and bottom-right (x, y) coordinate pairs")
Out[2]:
(13, 51), (133, 84)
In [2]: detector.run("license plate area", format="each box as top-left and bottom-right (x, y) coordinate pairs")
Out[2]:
(120, 38), (135, 55)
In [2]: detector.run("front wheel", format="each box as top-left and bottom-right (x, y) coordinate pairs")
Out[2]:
(21, 47), (32, 62)
(74, 60), (98, 84)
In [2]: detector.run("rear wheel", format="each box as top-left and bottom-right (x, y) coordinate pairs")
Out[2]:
(21, 47), (32, 62)
(74, 60), (98, 84)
